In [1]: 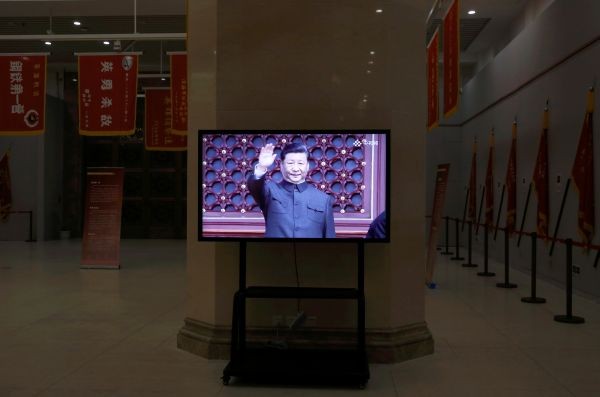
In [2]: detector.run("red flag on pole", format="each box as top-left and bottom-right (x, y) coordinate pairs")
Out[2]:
(0, 54), (47, 136)
(571, 89), (595, 247)
(77, 53), (139, 136)
(468, 139), (477, 221)
(533, 108), (550, 239)
(169, 52), (188, 135)
(485, 131), (495, 226)
(144, 88), (187, 151)
(0, 150), (11, 222)
(427, 30), (439, 131)
(443, 0), (460, 118)
(505, 122), (517, 234)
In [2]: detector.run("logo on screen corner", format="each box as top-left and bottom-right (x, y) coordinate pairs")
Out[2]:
(353, 139), (378, 147)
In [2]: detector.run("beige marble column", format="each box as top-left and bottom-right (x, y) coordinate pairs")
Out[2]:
(178, 0), (433, 363)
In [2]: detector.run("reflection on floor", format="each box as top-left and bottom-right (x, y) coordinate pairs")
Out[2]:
(0, 240), (599, 396)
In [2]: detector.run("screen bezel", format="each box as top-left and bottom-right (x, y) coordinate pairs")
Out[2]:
(198, 129), (391, 243)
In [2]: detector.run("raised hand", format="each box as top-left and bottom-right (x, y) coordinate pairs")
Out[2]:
(258, 143), (277, 170)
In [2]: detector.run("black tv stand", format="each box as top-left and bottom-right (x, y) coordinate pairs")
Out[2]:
(222, 241), (370, 388)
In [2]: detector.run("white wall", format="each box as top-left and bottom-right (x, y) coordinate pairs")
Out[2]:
(428, 0), (600, 297)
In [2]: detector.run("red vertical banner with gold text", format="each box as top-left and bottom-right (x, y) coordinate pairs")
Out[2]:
(571, 89), (595, 247)
(426, 163), (450, 286)
(145, 88), (187, 151)
(0, 150), (11, 222)
(443, 0), (460, 118)
(81, 167), (124, 269)
(77, 53), (139, 136)
(169, 52), (188, 135)
(0, 54), (47, 135)
(485, 131), (495, 226)
(533, 108), (550, 239)
(505, 122), (517, 234)
(427, 30), (439, 131)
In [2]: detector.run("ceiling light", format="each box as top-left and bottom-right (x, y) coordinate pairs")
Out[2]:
(73, 21), (81, 26)
(103, 41), (110, 45)
(468, 10), (476, 15)
(72, 78), (77, 82)
(362, 98), (368, 103)
(161, 77), (166, 81)
(368, 60), (374, 65)
(370, 51), (375, 55)
(44, 41), (51, 46)
(375, 9), (383, 14)
(366, 70), (372, 74)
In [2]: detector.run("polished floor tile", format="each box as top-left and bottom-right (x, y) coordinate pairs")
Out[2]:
(0, 240), (599, 396)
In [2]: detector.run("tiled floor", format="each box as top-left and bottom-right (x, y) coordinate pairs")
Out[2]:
(1, 240), (599, 396)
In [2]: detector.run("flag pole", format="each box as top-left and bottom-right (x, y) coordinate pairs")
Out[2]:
(494, 184), (506, 241)
(461, 188), (469, 231)
(517, 183), (532, 247)
(549, 178), (571, 256)
(475, 185), (485, 235)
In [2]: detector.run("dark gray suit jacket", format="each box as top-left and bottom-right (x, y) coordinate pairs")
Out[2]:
(247, 175), (336, 238)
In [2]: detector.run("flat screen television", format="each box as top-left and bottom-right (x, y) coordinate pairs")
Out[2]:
(199, 130), (390, 242)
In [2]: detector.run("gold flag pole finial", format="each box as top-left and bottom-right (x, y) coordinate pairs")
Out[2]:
(587, 85), (595, 113)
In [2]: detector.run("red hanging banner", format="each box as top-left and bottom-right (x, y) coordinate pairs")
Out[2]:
(0, 54), (47, 136)
(77, 53), (139, 136)
(145, 88), (187, 151)
(505, 122), (517, 234)
(169, 52), (188, 135)
(427, 30), (439, 131)
(533, 108), (550, 239)
(571, 89), (595, 247)
(443, 0), (460, 118)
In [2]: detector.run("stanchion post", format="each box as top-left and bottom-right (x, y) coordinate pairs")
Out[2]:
(522, 232), (546, 303)
(451, 218), (465, 261)
(477, 224), (495, 277)
(462, 221), (478, 268)
(496, 228), (517, 288)
(554, 239), (585, 324)
(441, 216), (453, 255)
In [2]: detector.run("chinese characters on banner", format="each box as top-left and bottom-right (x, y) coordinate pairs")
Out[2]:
(0, 54), (47, 135)
(144, 88), (187, 151)
(77, 53), (139, 136)
(427, 30), (439, 131)
(533, 108), (550, 239)
(169, 52), (187, 135)
(443, 0), (460, 118)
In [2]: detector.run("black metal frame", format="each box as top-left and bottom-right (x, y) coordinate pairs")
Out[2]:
(222, 240), (370, 388)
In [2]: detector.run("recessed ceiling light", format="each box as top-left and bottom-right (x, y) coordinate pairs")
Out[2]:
(366, 70), (372, 74)
(362, 98), (368, 103)
(161, 77), (166, 81)
(370, 51), (375, 55)
(44, 41), (51, 46)
(73, 21), (81, 26)
(375, 9), (383, 14)
(468, 10), (476, 15)
(368, 60), (374, 65)
(103, 41), (110, 45)
(72, 78), (78, 82)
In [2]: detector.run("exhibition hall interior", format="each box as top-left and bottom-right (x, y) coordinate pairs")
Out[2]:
(1, 0), (599, 395)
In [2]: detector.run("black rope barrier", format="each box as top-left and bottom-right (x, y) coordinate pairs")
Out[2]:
(440, 216), (453, 256)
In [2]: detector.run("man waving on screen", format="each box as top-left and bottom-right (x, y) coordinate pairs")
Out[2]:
(248, 142), (336, 238)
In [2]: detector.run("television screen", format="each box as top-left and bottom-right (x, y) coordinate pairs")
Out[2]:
(199, 130), (389, 241)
